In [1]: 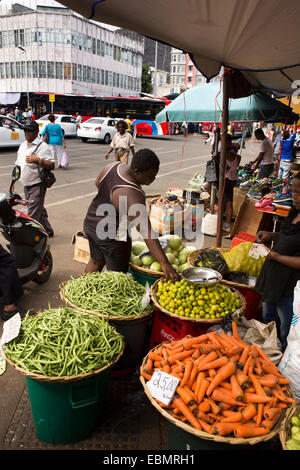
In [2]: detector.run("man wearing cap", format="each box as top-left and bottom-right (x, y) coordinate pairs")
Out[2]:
(15, 120), (55, 237)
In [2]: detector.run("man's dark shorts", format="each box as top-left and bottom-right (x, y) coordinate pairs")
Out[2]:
(84, 223), (132, 273)
(258, 163), (274, 179)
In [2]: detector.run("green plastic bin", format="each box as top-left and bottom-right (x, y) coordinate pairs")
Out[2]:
(129, 266), (162, 287)
(26, 369), (110, 444)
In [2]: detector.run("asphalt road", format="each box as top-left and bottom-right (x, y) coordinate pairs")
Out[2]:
(0, 132), (259, 448)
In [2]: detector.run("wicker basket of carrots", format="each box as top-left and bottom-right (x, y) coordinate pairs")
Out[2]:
(140, 321), (295, 445)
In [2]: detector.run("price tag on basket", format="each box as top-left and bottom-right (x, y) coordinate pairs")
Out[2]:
(0, 313), (21, 346)
(146, 369), (180, 405)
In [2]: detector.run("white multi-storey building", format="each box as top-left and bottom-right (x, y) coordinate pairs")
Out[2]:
(0, 1), (144, 102)
(170, 48), (220, 93)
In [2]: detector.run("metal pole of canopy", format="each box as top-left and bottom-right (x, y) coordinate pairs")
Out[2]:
(216, 70), (230, 248)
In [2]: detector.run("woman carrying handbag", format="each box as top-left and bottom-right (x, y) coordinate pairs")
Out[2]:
(42, 114), (66, 168)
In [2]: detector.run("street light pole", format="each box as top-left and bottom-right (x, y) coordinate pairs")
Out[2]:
(153, 41), (158, 97)
(17, 45), (29, 109)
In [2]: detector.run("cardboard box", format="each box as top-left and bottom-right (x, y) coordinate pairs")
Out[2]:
(72, 231), (90, 264)
(149, 202), (192, 235)
(233, 187), (247, 218)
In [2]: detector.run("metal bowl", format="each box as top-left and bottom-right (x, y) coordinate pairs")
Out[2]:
(181, 267), (222, 285)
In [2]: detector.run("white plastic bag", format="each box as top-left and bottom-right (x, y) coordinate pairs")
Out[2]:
(61, 150), (69, 169)
(278, 281), (300, 400)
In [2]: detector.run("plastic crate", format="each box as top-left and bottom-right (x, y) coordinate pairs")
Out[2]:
(231, 232), (256, 248)
(149, 309), (213, 349)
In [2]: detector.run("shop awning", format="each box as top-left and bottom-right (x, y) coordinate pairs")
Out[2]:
(59, 0), (300, 96)
(155, 83), (298, 123)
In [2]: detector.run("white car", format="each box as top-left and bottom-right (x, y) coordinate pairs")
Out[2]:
(36, 114), (77, 137)
(0, 115), (26, 148)
(77, 117), (118, 144)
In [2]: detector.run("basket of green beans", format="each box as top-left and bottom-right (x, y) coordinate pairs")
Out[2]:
(4, 307), (124, 382)
(60, 271), (153, 321)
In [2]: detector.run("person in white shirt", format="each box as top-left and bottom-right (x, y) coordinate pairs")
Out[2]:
(105, 120), (135, 164)
(251, 128), (274, 178)
(15, 120), (55, 237)
(75, 112), (82, 130)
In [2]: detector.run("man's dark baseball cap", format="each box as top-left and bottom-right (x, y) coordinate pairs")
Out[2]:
(23, 120), (39, 131)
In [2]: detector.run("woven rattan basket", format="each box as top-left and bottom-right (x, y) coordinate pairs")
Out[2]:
(150, 277), (246, 324)
(279, 403), (300, 450)
(59, 281), (154, 322)
(188, 248), (255, 290)
(140, 343), (293, 446)
(4, 334), (125, 384)
(129, 262), (164, 278)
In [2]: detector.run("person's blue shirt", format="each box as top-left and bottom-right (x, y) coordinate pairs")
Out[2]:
(280, 133), (296, 161)
(42, 123), (64, 145)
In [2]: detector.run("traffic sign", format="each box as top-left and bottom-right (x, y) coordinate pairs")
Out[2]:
(49, 94), (55, 102)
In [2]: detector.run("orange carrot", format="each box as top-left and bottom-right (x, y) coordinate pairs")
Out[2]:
(261, 409), (282, 430)
(176, 386), (194, 406)
(256, 403), (264, 427)
(257, 374), (279, 388)
(243, 356), (252, 375)
(148, 351), (164, 362)
(196, 350), (218, 368)
(199, 343), (221, 354)
(230, 374), (244, 401)
(183, 385), (197, 403)
(234, 423), (269, 438)
(198, 419), (212, 434)
(218, 402), (232, 411)
(278, 377), (290, 385)
(211, 388), (243, 407)
(203, 397), (221, 415)
(143, 357), (153, 374)
(264, 407), (282, 420)
(221, 412), (242, 423)
(197, 410), (213, 424)
(238, 345), (250, 366)
(236, 368), (250, 390)
(206, 360), (236, 396)
(208, 368), (217, 378)
(211, 422), (238, 436)
(141, 370), (152, 381)
(165, 349), (194, 365)
(227, 345), (243, 356)
(198, 401), (211, 413)
(181, 359), (193, 387)
(197, 379), (210, 403)
(198, 356), (228, 371)
(240, 403), (257, 423)
(231, 321), (242, 343)
(173, 396), (202, 430)
(249, 372), (268, 398)
(243, 392), (272, 404)
(188, 363), (199, 389)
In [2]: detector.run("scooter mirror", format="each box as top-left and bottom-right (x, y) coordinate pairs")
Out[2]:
(10, 165), (21, 193)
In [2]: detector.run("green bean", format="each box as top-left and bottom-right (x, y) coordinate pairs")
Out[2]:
(63, 271), (149, 317)
(5, 307), (123, 378)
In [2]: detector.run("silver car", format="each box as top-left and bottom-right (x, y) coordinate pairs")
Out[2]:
(77, 117), (118, 144)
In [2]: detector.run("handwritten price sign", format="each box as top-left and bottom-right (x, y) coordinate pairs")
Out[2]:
(146, 369), (180, 405)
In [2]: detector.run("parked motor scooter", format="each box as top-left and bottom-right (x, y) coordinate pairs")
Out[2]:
(0, 166), (53, 284)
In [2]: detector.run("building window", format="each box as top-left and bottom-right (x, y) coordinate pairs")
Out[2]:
(0, 63), (4, 78)
(47, 61), (55, 78)
(64, 63), (71, 80)
(77, 64), (82, 81)
(27, 61), (32, 78)
(39, 61), (46, 78)
(32, 61), (38, 78)
(97, 68), (100, 84)
(5, 62), (10, 78)
(92, 37), (96, 54)
(105, 70), (108, 86)
(10, 62), (15, 78)
(14, 30), (19, 47)
(91, 67), (96, 83)
(16, 61), (21, 78)
(55, 62), (63, 79)
(72, 63), (77, 81)
(0, 32), (2, 49)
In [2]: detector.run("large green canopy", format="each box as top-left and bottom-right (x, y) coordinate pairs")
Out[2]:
(156, 83), (297, 124)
